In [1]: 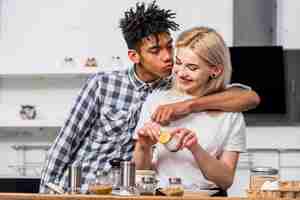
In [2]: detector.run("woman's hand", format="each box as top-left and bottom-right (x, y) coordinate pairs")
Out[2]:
(170, 128), (199, 152)
(137, 121), (161, 150)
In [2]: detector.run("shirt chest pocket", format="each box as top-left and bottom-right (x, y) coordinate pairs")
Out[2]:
(96, 106), (135, 139)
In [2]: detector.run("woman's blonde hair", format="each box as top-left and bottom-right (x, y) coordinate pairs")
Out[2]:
(175, 26), (232, 95)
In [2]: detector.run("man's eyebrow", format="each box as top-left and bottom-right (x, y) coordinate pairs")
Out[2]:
(148, 38), (173, 50)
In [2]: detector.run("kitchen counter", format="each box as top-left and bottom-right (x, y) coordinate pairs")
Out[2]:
(0, 193), (249, 200)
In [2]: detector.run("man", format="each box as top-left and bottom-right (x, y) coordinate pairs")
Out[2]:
(40, 1), (259, 193)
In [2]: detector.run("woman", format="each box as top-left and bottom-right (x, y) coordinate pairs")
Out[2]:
(133, 27), (246, 196)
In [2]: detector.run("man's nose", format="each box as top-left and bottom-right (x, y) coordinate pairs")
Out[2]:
(161, 49), (173, 62)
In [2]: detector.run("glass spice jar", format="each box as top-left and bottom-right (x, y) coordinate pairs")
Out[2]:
(109, 158), (122, 190)
(165, 177), (184, 196)
(136, 170), (156, 188)
(250, 167), (279, 190)
(137, 176), (158, 195)
(88, 171), (113, 195)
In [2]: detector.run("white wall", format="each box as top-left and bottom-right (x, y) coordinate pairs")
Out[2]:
(0, 0), (233, 70)
(277, 0), (300, 49)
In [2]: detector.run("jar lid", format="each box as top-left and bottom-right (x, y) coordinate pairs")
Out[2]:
(109, 158), (123, 168)
(141, 177), (157, 184)
(168, 177), (182, 184)
(251, 167), (278, 174)
(120, 160), (135, 166)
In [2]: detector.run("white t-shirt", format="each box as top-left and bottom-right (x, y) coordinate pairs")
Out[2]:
(134, 89), (246, 190)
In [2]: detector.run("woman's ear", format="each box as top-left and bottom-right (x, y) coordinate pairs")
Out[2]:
(210, 65), (223, 78)
(128, 49), (140, 64)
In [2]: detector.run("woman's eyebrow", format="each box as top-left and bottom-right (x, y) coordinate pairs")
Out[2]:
(175, 56), (181, 62)
(176, 56), (199, 67)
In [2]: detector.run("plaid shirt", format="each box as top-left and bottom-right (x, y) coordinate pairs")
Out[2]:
(40, 66), (170, 193)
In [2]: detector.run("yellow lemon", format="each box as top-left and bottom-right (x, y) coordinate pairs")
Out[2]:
(159, 132), (171, 144)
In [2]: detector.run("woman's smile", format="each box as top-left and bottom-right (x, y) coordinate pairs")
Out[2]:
(177, 75), (193, 84)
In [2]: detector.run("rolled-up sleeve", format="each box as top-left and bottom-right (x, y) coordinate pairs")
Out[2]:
(223, 113), (247, 153)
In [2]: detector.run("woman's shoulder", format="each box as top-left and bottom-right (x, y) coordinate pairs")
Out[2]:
(204, 112), (245, 126)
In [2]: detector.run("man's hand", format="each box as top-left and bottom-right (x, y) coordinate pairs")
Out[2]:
(152, 87), (260, 125)
(136, 121), (161, 149)
(151, 101), (192, 125)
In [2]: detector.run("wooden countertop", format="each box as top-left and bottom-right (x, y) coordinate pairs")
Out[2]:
(0, 193), (248, 200)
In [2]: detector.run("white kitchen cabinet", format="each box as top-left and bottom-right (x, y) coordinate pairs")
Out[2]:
(278, 151), (300, 181)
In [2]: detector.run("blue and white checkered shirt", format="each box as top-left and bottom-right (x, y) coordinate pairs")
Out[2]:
(40, 66), (170, 193)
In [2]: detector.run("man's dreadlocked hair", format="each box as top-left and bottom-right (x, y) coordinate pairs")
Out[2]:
(120, 1), (180, 50)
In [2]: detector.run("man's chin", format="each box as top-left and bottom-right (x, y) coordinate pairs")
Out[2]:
(160, 70), (172, 78)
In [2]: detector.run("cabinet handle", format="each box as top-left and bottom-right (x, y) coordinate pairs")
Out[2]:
(291, 80), (296, 96)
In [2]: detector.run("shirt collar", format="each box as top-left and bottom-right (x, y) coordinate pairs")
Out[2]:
(128, 65), (145, 90)
(128, 65), (167, 91)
